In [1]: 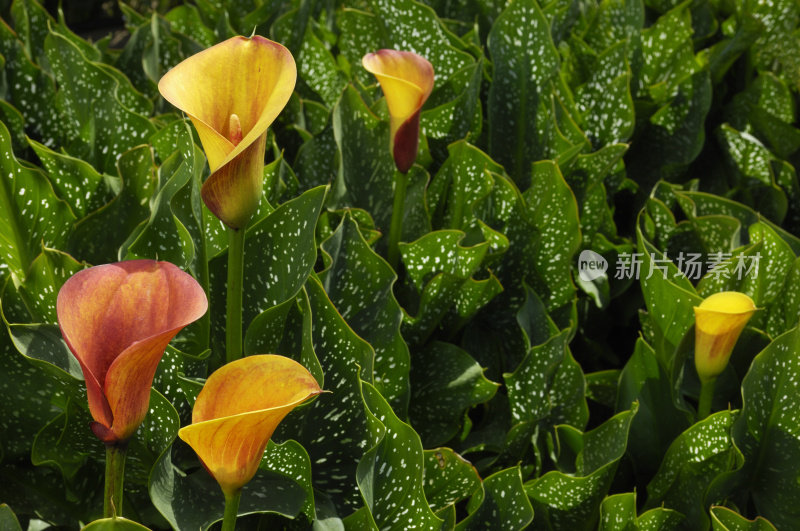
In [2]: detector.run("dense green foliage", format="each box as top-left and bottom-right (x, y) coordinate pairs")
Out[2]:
(0, 0), (799, 528)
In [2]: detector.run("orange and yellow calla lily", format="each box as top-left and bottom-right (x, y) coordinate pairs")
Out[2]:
(694, 291), (756, 383)
(362, 50), (434, 173)
(179, 355), (322, 496)
(158, 36), (297, 229)
(57, 260), (208, 444)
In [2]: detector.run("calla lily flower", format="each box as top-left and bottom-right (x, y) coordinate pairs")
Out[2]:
(362, 50), (434, 173)
(57, 260), (208, 444)
(179, 355), (322, 496)
(694, 291), (756, 383)
(158, 36), (297, 229)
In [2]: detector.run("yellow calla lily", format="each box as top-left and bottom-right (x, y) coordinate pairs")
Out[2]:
(694, 291), (756, 383)
(362, 50), (434, 173)
(158, 36), (296, 229)
(179, 355), (321, 496)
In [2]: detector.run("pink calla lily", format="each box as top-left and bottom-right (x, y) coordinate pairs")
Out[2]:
(57, 260), (207, 443)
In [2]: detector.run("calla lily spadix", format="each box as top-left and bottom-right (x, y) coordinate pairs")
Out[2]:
(158, 36), (296, 230)
(694, 291), (757, 383)
(57, 260), (208, 444)
(179, 355), (322, 496)
(362, 49), (434, 173)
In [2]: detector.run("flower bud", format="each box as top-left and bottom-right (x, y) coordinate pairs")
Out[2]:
(694, 291), (756, 383)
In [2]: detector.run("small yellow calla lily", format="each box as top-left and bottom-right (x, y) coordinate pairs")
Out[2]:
(694, 291), (756, 383)
(179, 355), (321, 496)
(158, 36), (296, 229)
(362, 50), (434, 173)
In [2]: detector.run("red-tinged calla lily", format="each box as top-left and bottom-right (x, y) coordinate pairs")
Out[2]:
(179, 355), (322, 496)
(362, 49), (434, 173)
(57, 260), (208, 444)
(694, 291), (756, 383)
(158, 36), (296, 229)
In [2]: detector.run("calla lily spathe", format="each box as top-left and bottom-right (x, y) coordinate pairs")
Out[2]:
(179, 355), (321, 496)
(362, 50), (434, 173)
(158, 36), (296, 229)
(57, 260), (208, 444)
(694, 291), (756, 383)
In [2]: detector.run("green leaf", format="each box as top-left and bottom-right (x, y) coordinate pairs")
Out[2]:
(0, 120), (75, 280)
(525, 161), (581, 311)
(728, 325), (800, 529)
(16, 248), (82, 324)
(636, 213), (702, 365)
(0, 460), (90, 527)
(646, 410), (741, 530)
(505, 329), (589, 433)
(357, 382), (444, 530)
(30, 398), (104, 493)
(427, 141), (502, 231)
(151, 438), (312, 529)
(457, 467), (534, 530)
(28, 137), (117, 218)
(710, 506), (777, 531)
(565, 144), (628, 243)
(209, 185), (325, 359)
(0, 323), (63, 459)
(44, 32), (155, 174)
(81, 517), (152, 530)
(0, 99), (28, 154)
(367, 0), (474, 84)
(402, 230), (488, 291)
(0, 504), (22, 531)
(637, 3), (696, 98)
(487, 0), (560, 184)
(599, 492), (683, 530)
(5, 321), (82, 385)
(525, 406), (637, 530)
(336, 9), (383, 86)
(164, 5), (217, 48)
(278, 277), (374, 514)
(410, 341), (498, 447)
(123, 147), (195, 269)
(582, 0), (644, 54)
(616, 337), (691, 478)
(575, 42), (634, 147)
(0, 17), (63, 146)
(631, 69), (712, 184)
(244, 292), (324, 387)
(243, 184), (325, 311)
(331, 85), (395, 233)
(422, 448), (481, 513)
(703, 14), (763, 84)
(400, 230), (502, 345)
(319, 214), (410, 416)
(675, 190), (800, 253)
(68, 145), (157, 265)
(421, 60), (483, 147)
(283, 21), (347, 108)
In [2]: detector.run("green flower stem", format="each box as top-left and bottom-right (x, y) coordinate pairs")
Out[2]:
(697, 377), (716, 420)
(103, 443), (128, 517)
(387, 169), (408, 270)
(198, 216), (211, 349)
(226, 226), (246, 363)
(221, 489), (242, 531)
